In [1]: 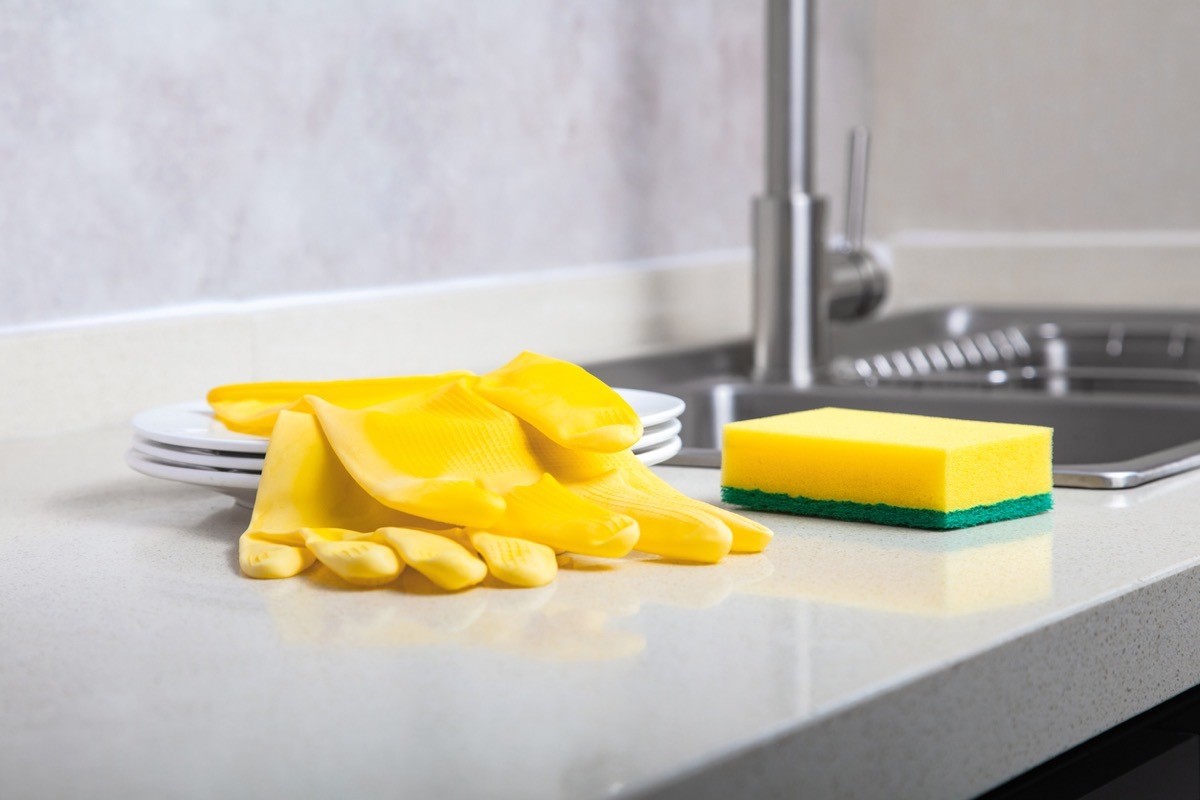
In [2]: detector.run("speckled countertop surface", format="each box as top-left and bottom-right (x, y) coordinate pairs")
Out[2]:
(5, 426), (1200, 800)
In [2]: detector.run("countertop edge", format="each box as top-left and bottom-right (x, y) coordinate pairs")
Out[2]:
(625, 561), (1200, 800)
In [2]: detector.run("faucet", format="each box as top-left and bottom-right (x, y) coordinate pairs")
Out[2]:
(752, 0), (887, 386)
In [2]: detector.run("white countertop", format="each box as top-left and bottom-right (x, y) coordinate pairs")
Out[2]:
(5, 426), (1200, 799)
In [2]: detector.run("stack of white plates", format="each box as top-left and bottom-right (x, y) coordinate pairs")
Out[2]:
(126, 388), (686, 509)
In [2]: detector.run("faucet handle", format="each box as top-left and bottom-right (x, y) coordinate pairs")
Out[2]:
(841, 125), (870, 252)
(825, 124), (887, 321)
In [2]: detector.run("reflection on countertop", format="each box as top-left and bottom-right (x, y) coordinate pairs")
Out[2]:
(748, 513), (1053, 617)
(256, 550), (777, 660)
(255, 510), (1052, 656)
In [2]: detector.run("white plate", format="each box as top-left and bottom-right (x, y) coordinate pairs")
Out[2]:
(137, 414), (680, 468)
(131, 421), (681, 478)
(132, 403), (269, 454)
(131, 436), (267, 471)
(618, 388), (685, 428)
(128, 434), (684, 510)
(132, 388), (685, 454)
(631, 417), (682, 452)
(125, 450), (259, 508)
(634, 436), (682, 466)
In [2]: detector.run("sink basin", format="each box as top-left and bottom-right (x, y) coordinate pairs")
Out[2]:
(587, 307), (1200, 489)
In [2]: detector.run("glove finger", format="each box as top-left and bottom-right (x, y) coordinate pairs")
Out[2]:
(469, 532), (558, 588)
(475, 351), (642, 453)
(301, 528), (404, 587)
(240, 530), (315, 579)
(620, 465), (773, 554)
(379, 527), (487, 591)
(530, 426), (770, 558)
(686, 503), (772, 554)
(490, 474), (638, 559)
(570, 471), (733, 564)
(207, 372), (471, 436)
(570, 450), (774, 555)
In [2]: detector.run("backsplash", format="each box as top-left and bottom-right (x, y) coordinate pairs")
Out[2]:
(1, 0), (876, 329)
(873, 0), (1200, 234)
(871, 0), (1200, 309)
(8, 1), (1188, 330)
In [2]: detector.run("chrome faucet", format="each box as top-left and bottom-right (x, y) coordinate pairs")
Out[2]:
(752, 0), (887, 386)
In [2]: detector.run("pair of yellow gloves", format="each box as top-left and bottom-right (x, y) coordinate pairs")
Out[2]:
(210, 352), (772, 590)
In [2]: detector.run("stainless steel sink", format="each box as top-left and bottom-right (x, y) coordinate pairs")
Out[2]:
(587, 307), (1200, 489)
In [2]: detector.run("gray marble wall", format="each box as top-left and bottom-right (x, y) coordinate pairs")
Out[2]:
(6, 1), (1194, 328)
(1, 0), (876, 328)
(873, 0), (1200, 235)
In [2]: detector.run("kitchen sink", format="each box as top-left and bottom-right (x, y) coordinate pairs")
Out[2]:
(587, 307), (1200, 489)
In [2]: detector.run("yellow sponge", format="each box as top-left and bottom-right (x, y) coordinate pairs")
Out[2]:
(721, 407), (1052, 529)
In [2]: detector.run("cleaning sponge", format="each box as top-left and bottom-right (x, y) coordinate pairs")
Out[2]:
(721, 407), (1052, 530)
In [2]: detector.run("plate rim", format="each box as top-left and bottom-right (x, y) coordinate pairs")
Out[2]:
(125, 449), (261, 489)
(616, 388), (686, 428)
(634, 436), (683, 466)
(631, 417), (682, 451)
(131, 401), (269, 454)
(131, 435), (267, 470)
(127, 436), (684, 507)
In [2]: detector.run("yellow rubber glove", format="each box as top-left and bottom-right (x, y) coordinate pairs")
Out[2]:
(239, 409), (494, 589)
(479, 354), (769, 557)
(308, 381), (641, 557)
(207, 349), (635, 444)
(234, 352), (771, 590)
(240, 407), (578, 589)
(208, 371), (471, 436)
(310, 378), (768, 566)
